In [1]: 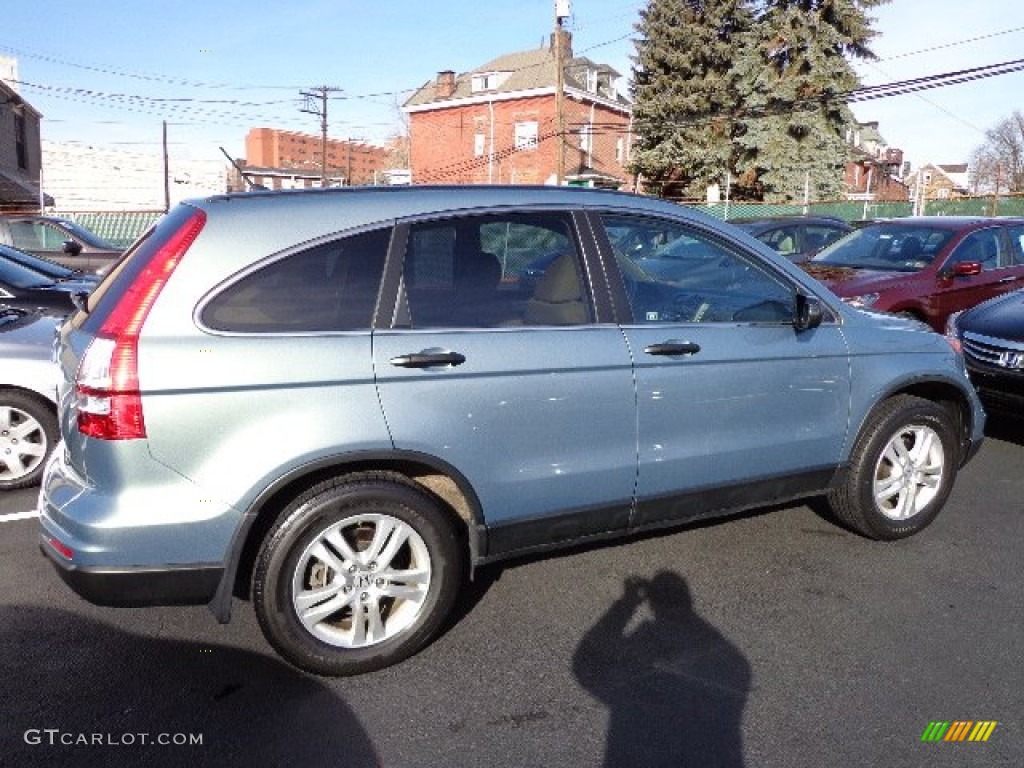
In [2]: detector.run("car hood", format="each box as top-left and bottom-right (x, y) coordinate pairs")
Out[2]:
(801, 263), (910, 296)
(960, 290), (1024, 342)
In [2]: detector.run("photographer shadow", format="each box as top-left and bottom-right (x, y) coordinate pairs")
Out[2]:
(573, 571), (750, 768)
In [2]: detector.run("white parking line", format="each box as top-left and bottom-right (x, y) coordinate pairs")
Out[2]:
(0, 511), (39, 523)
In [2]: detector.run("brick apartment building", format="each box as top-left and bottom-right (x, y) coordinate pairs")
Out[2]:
(403, 32), (632, 187)
(245, 128), (389, 186)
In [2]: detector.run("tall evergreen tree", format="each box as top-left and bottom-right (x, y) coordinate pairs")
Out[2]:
(732, 0), (888, 202)
(630, 0), (755, 199)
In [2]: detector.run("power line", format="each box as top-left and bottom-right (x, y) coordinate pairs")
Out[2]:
(879, 25), (1024, 61)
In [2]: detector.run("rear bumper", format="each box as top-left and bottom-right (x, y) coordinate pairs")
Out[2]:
(36, 442), (238, 609)
(39, 537), (221, 606)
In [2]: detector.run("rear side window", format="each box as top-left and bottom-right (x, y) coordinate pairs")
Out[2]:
(203, 227), (390, 333)
(399, 212), (592, 328)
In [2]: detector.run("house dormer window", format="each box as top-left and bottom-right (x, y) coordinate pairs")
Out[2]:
(471, 71), (510, 93)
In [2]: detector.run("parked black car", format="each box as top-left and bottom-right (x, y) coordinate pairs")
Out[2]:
(0, 251), (96, 316)
(948, 289), (1024, 415)
(730, 215), (853, 262)
(0, 214), (122, 273)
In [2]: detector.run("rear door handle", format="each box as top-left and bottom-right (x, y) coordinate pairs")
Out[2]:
(998, 276), (1021, 284)
(644, 342), (701, 356)
(389, 351), (466, 368)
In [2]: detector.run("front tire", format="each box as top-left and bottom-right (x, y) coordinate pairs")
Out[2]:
(827, 395), (958, 540)
(253, 473), (463, 676)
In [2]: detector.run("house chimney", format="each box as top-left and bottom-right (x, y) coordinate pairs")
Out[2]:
(549, 30), (572, 60)
(436, 70), (456, 99)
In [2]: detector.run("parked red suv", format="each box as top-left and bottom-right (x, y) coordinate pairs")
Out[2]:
(802, 217), (1024, 331)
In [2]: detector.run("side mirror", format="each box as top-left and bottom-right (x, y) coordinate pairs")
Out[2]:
(951, 261), (982, 277)
(62, 240), (83, 256)
(794, 293), (823, 332)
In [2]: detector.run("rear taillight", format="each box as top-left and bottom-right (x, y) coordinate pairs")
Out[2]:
(75, 208), (206, 440)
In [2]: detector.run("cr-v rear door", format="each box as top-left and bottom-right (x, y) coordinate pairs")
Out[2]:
(372, 210), (637, 557)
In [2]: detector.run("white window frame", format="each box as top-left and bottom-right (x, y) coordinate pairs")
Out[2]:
(514, 121), (539, 151)
(471, 71), (509, 93)
(474, 132), (486, 157)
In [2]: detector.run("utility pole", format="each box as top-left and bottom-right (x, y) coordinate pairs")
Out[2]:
(554, 1), (571, 185)
(300, 86), (343, 185)
(162, 120), (170, 212)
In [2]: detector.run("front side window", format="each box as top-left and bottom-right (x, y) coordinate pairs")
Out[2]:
(601, 214), (794, 324)
(947, 228), (1005, 271)
(8, 221), (45, 251)
(1006, 226), (1024, 266)
(401, 212), (592, 329)
(202, 227), (390, 333)
(757, 226), (799, 257)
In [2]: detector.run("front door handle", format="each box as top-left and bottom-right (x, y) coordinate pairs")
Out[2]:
(644, 342), (701, 356)
(389, 351), (467, 368)
(998, 275), (1021, 284)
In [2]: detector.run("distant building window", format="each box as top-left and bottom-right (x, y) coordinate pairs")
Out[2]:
(578, 127), (591, 153)
(14, 111), (28, 170)
(514, 121), (538, 151)
(471, 71), (509, 93)
(615, 137), (624, 164)
(474, 133), (486, 157)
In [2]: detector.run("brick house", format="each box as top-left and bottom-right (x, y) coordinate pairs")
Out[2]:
(844, 121), (909, 202)
(403, 32), (632, 187)
(245, 128), (389, 186)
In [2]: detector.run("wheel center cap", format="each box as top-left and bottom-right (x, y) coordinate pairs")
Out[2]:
(355, 573), (372, 590)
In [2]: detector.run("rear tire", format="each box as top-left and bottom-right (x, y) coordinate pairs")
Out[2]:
(253, 472), (462, 676)
(0, 390), (57, 490)
(827, 395), (958, 540)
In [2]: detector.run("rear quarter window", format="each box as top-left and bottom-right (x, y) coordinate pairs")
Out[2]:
(202, 227), (391, 333)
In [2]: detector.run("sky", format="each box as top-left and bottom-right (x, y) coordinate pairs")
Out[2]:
(2, 0), (1022, 176)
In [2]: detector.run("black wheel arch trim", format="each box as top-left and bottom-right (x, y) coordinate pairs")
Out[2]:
(851, 373), (982, 467)
(207, 449), (487, 624)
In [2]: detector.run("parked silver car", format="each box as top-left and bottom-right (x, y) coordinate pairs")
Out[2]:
(38, 186), (985, 676)
(1, 308), (59, 489)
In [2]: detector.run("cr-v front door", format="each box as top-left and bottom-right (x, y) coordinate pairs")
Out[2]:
(595, 212), (852, 529)
(373, 210), (637, 556)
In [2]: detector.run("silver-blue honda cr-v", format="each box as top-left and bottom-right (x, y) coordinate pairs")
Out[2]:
(38, 186), (985, 675)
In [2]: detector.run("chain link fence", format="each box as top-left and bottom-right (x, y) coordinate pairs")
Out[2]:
(48, 193), (1024, 249)
(692, 193), (1024, 221)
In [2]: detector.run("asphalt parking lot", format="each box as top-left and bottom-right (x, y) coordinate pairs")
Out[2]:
(1, 419), (1022, 768)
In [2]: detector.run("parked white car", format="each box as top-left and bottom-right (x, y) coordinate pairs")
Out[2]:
(0, 308), (59, 489)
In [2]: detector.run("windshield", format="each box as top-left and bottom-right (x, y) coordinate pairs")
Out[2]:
(812, 224), (954, 272)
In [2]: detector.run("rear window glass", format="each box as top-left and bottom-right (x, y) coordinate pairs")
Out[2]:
(203, 227), (390, 333)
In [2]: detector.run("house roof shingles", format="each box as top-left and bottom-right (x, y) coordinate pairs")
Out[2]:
(404, 45), (628, 108)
